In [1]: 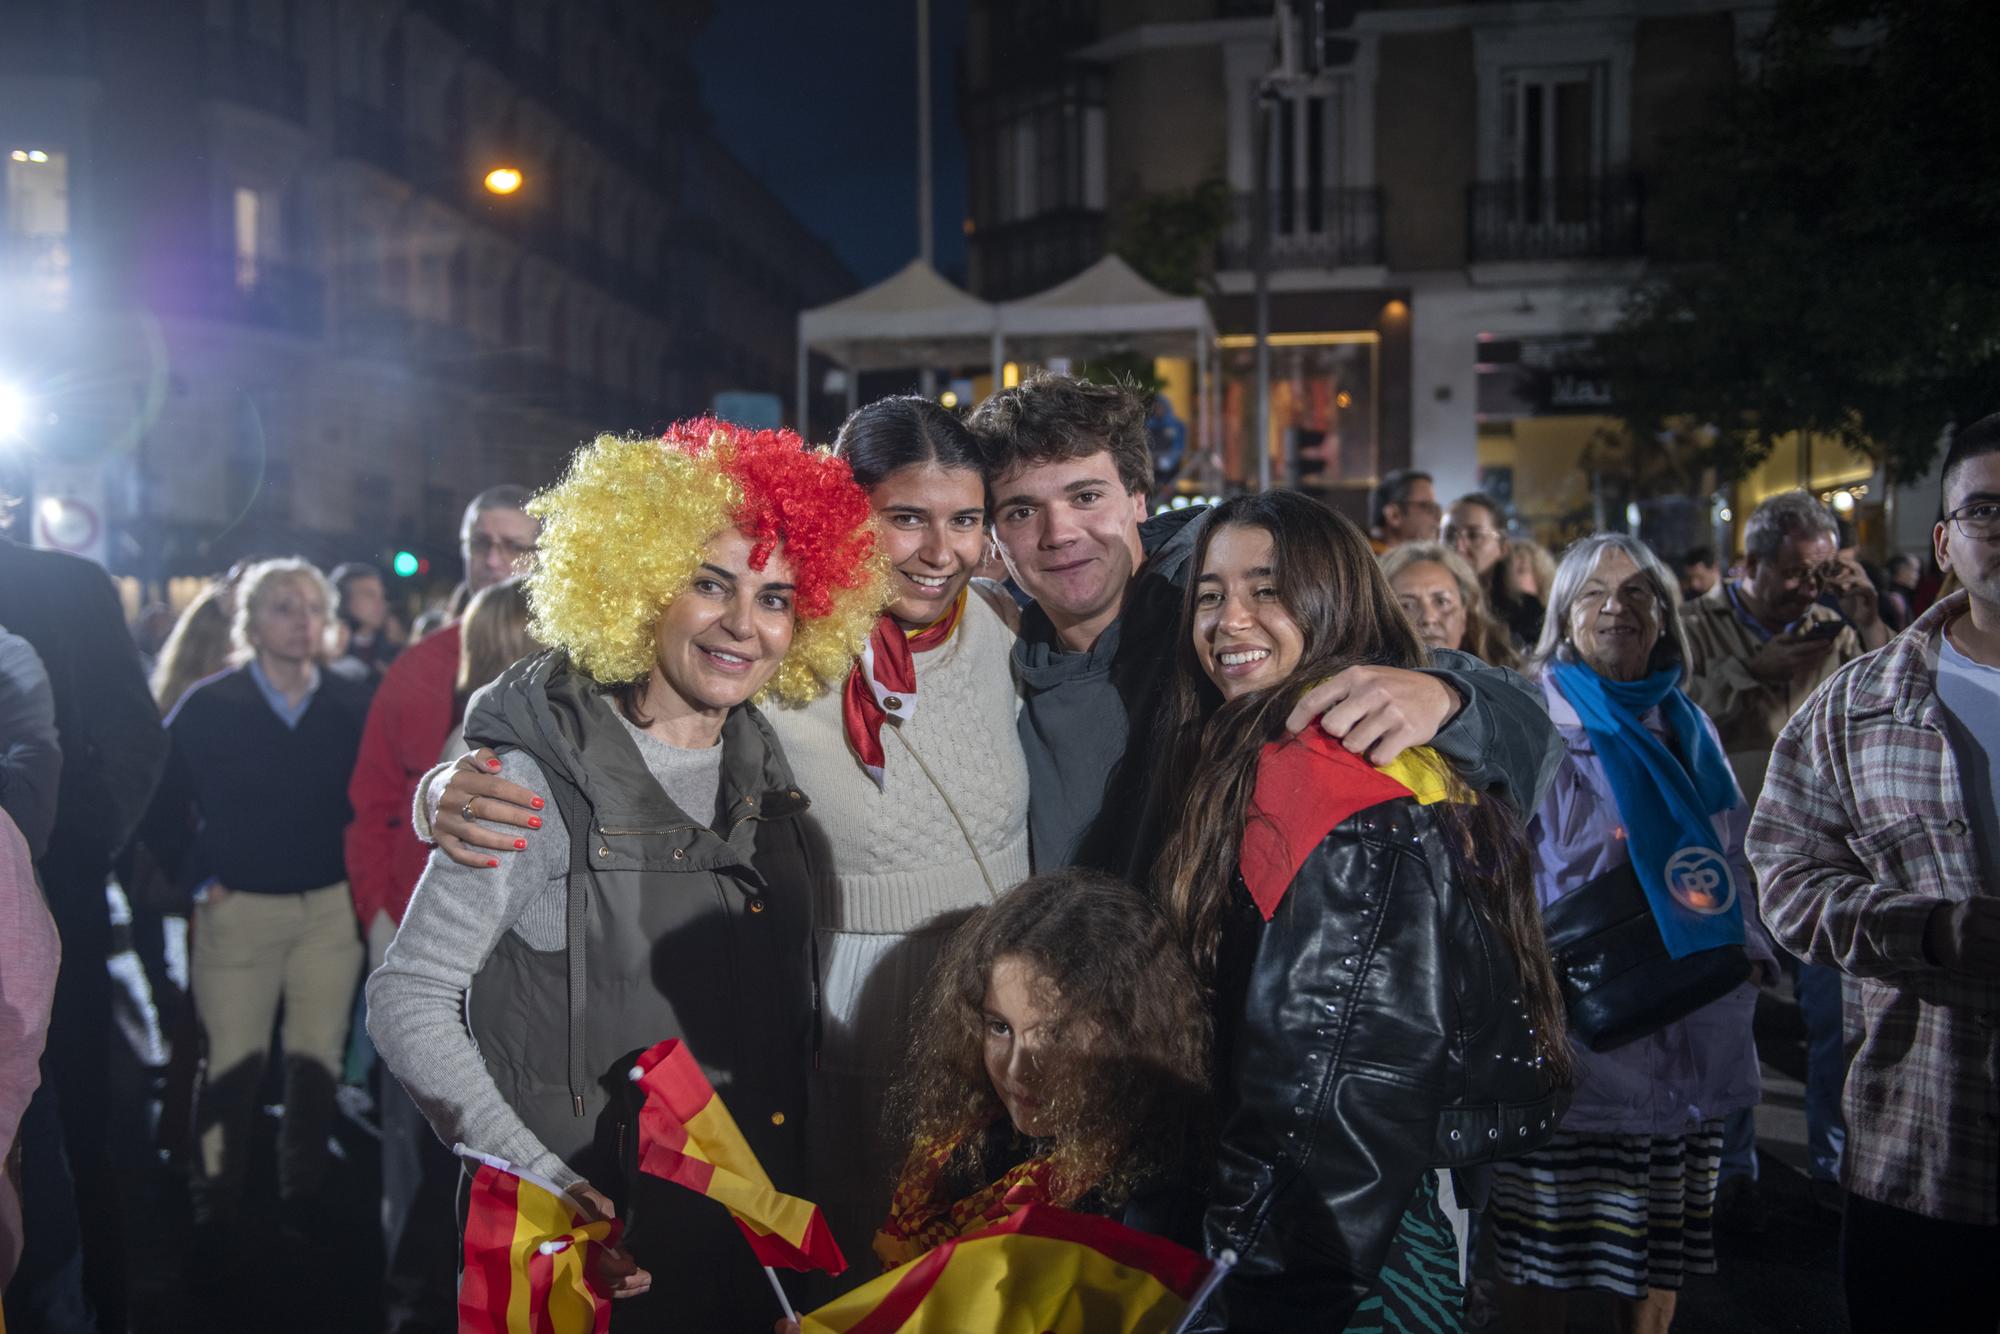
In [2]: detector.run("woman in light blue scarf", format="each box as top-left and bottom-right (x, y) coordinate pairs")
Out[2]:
(1487, 534), (1776, 1334)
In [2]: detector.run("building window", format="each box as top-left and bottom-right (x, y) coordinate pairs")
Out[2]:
(5, 147), (71, 311)
(1500, 65), (1605, 220)
(233, 186), (263, 289)
(978, 73), (1105, 227)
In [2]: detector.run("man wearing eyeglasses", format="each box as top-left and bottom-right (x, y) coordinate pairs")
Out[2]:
(345, 484), (538, 1334)
(1748, 414), (2000, 1331)
(1680, 488), (1890, 1230)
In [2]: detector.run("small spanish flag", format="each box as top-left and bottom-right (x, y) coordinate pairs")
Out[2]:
(454, 1145), (620, 1334)
(801, 1204), (1228, 1334)
(627, 1039), (847, 1276)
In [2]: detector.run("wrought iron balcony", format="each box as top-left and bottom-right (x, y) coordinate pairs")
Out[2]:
(1219, 188), (1384, 271)
(1466, 174), (1644, 263)
(971, 208), (1105, 300)
(202, 29), (306, 123)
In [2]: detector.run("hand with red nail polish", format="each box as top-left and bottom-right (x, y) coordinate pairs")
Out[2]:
(431, 748), (550, 870)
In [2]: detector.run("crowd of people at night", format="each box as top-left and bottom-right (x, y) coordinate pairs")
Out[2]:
(0, 376), (1994, 1334)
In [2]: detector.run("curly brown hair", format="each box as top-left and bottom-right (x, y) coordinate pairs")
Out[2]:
(888, 869), (1210, 1210)
(965, 371), (1153, 496)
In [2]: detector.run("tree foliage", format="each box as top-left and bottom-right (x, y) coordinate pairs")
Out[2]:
(1586, 0), (2000, 485)
(1112, 178), (1232, 297)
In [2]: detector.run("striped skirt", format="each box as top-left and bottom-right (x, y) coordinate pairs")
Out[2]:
(1486, 1121), (1724, 1300)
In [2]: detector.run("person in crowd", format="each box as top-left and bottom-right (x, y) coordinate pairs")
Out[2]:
(1381, 541), (1522, 672)
(1507, 536), (1558, 606)
(1488, 534), (1770, 1334)
(1748, 414), (2000, 1332)
(0, 522), (167, 1334)
(139, 560), (369, 1249)
(1151, 490), (1568, 1331)
(1880, 550), (1921, 631)
(328, 562), (404, 680)
(967, 373), (1558, 884)
(0, 626), (60, 860)
(422, 398), (1033, 1274)
(407, 605), (450, 643)
(1444, 491), (1543, 646)
(151, 582), (237, 716)
(873, 868), (1207, 1268)
(345, 483), (537, 1334)
(1680, 488), (1887, 1222)
(1367, 467), (1441, 552)
(1676, 545), (1721, 604)
(1, 807), (60, 1294)
(438, 577), (541, 761)
(368, 422), (887, 1331)
(129, 603), (176, 679)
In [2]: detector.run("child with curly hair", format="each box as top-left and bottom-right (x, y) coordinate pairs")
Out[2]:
(871, 868), (1211, 1270)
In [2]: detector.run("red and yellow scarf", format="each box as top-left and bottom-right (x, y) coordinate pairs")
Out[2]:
(871, 1130), (1060, 1270)
(841, 589), (966, 790)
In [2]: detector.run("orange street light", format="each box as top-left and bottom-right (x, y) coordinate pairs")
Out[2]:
(484, 166), (523, 195)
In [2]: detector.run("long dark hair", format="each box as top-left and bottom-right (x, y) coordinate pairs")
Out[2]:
(1152, 491), (1571, 1080)
(833, 395), (983, 489)
(890, 869), (1210, 1208)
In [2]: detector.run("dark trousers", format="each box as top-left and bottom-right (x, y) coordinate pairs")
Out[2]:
(380, 1074), (462, 1333)
(32, 860), (125, 1334)
(1843, 1190), (2000, 1332)
(2, 1077), (95, 1334)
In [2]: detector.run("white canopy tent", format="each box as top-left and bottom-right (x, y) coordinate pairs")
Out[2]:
(795, 259), (999, 437)
(796, 255), (1218, 487)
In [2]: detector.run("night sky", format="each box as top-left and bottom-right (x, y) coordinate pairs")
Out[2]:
(696, 0), (970, 289)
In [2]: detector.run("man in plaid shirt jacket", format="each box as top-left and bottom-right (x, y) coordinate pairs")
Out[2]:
(1748, 414), (2000, 1332)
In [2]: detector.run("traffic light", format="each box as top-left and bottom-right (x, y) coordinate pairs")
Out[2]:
(392, 550), (420, 578)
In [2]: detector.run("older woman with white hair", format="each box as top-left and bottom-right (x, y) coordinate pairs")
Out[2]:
(1489, 534), (1773, 1334)
(140, 557), (372, 1235)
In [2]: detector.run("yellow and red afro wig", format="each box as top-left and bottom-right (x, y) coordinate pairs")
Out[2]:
(524, 419), (890, 703)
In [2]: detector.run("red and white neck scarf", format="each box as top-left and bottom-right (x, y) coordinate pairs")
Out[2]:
(842, 588), (966, 789)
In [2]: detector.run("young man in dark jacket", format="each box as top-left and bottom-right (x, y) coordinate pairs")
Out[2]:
(966, 373), (1559, 879)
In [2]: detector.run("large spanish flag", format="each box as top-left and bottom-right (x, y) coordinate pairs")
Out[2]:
(801, 1204), (1222, 1334)
(627, 1039), (846, 1276)
(454, 1146), (619, 1334)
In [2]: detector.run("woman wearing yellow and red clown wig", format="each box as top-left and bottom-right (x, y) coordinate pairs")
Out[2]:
(368, 420), (888, 1330)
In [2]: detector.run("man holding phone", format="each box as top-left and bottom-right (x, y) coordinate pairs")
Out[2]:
(1680, 488), (1890, 1226)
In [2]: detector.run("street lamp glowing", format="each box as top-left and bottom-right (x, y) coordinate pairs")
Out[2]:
(484, 167), (523, 195)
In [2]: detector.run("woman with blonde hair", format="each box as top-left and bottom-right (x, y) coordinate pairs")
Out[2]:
(150, 582), (238, 715)
(1507, 537), (1558, 605)
(368, 421), (887, 1329)
(140, 558), (371, 1242)
(1381, 541), (1522, 671)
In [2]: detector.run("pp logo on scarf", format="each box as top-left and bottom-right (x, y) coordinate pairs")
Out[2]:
(1665, 847), (1737, 916)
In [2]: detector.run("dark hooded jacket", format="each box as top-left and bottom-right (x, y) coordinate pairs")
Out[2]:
(463, 652), (820, 1327)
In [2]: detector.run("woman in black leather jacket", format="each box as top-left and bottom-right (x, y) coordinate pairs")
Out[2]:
(1154, 491), (1570, 1332)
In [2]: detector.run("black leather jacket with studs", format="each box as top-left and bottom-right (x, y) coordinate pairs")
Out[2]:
(1193, 789), (1564, 1333)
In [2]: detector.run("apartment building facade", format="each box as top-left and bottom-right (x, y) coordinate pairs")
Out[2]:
(960, 0), (1891, 547)
(0, 0), (853, 585)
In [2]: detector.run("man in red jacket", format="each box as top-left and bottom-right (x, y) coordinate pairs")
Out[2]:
(346, 484), (537, 1334)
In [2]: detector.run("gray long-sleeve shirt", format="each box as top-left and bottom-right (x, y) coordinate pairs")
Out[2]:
(366, 718), (722, 1188)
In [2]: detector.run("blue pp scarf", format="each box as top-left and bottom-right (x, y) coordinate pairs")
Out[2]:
(1549, 661), (1746, 959)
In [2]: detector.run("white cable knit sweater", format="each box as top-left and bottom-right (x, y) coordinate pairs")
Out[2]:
(770, 591), (1031, 935)
(770, 591), (1030, 1279)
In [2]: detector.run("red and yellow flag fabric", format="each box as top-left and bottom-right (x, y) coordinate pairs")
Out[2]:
(455, 1146), (619, 1334)
(803, 1204), (1217, 1334)
(627, 1039), (847, 1276)
(1240, 732), (1460, 920)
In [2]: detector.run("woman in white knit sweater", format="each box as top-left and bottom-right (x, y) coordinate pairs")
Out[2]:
(421, 398), (1030, 1277)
